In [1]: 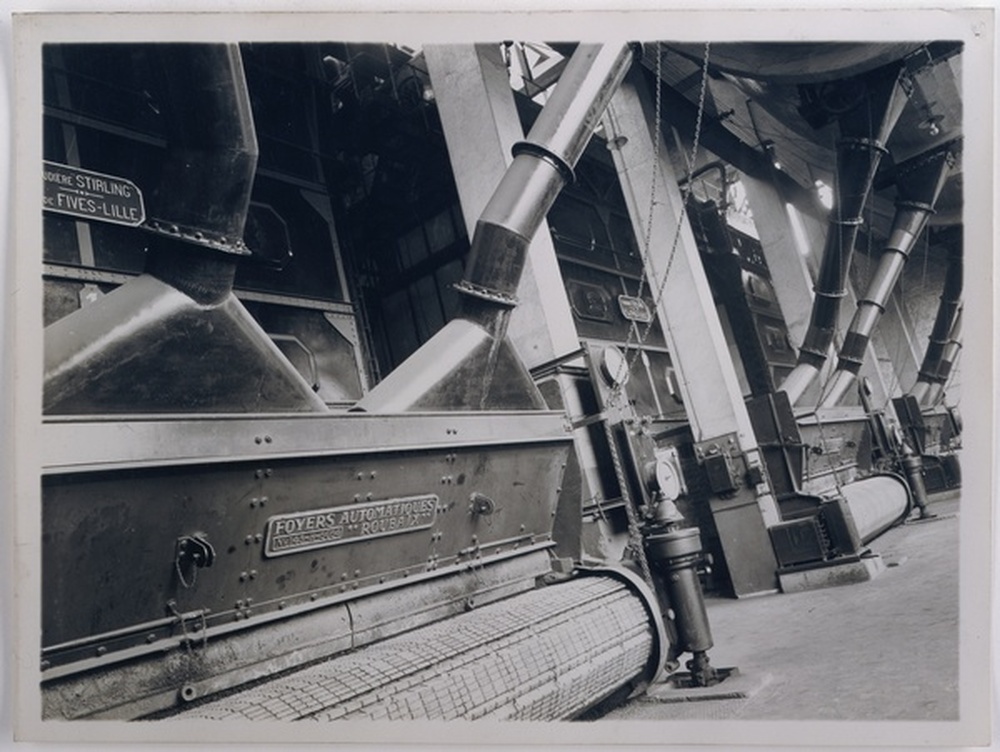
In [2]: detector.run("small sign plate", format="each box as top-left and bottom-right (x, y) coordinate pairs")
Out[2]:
(43, 161), (145, 227)
(617, 295), (653, 323)
(263, 495), (438, 557)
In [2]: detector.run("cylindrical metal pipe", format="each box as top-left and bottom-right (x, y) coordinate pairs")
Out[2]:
(779, 65), (912, 406)
(457, 43), (635, 325)
(921, 305), (962, 406)
(840, 473), (912, 542)
(359, 43), (636, 413)
(899, 449), (933, 518)
(820, 146), (955, 407)
(644, 515), (717, 687)
(911, 239), (963, 404)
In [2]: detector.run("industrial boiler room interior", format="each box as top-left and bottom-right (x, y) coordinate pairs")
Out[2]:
(3, 6), (996, 750)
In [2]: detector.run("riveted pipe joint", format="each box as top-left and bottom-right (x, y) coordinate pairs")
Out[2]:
(921, 305), (962, 406)
(456, 42), (635, 336)
(819, 144), (955, 407)
(780, 64), (913, 406)
(912, 236), (963, 405)
(643, 494), (718, 687)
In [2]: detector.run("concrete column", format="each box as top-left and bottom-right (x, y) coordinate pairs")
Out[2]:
(603, 71), (759, 453)
(603, 69), (780, 596)
(424, 44), (579, 370)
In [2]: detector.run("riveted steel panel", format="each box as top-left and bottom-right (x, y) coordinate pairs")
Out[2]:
(41, 419), (571, 670)
(42, 410), (570, 473)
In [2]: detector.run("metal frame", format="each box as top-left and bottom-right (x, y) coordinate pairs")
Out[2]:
(42, 410), (572, 473)
(43, 262), (357, 315)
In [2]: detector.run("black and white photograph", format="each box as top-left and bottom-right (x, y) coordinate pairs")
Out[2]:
(3, 6), (995, 750)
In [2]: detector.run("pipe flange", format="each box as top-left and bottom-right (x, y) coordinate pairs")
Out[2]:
(511, 140), (576, 186)
(645, 527), (703, 562)
(811, 287), (849, 299)
(453, 280), (519, 307)
(830, 217), (865, 228)
(837, 136), (889, 156)
(894, 199), (936, 214)
(145, 219), (252, 256)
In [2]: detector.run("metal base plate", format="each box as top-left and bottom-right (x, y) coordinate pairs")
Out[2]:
(643, 668), (770, 703)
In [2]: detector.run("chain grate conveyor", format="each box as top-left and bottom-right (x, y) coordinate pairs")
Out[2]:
(171, 572), (662, 721)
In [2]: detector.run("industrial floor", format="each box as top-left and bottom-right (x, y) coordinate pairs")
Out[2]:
(597, 492), (961, 722)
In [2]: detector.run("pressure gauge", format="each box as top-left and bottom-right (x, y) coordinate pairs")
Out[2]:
(653, 448), (685, 502)
(655, 460), (682, 502)
(599, 345), (630, 388)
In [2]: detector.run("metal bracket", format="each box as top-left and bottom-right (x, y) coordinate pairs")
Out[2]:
(174, 533), (216, 589)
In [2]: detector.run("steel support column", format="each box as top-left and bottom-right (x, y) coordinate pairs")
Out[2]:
(424, 44), (579, 370)
(603, 67), (778, 595)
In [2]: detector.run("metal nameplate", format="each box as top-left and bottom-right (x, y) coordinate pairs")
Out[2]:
(43, 161), (146, 227)
(263, 495), (438, 557)
(617, 295), (653, 323)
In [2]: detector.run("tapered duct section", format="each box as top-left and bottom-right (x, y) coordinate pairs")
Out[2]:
(779, 64), (913, 406)
(43, 44), (327, 415)
(356, 43), (635, 412)
(173, 573), (664, 721)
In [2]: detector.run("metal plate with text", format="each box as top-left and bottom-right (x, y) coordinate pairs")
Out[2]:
(43, 161), (145, 227)
(617, 295), (653, 323)
(263, 495), (438, 557)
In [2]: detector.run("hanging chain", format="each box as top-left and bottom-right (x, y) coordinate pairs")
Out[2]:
(632, 40), (665, 306)
(594, 42), (713, 590)
(601, 403), (655, 589)
(610, 41), (712, 404)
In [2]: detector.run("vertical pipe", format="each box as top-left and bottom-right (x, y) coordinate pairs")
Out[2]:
(820, 145), (955, 407)
(779, 65), (913, 406)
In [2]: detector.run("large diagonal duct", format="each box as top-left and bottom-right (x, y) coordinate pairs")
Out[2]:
(356, 43), (636, 413)
(820, 143), (956, 407)
(778, 64), (913, 406)
(910, 240), (963, 405)
(44, 44), (327, 415)
(919, 304), (962, 406)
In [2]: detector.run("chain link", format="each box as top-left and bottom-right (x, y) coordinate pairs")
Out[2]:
(610, 41), (712, 403)
(601, 402), (655, 589)
(597, 41), (712, 587)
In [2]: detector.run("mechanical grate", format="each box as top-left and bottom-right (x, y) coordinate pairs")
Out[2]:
(175, 574), (656, 722)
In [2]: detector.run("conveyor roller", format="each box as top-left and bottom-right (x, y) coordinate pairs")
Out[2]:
(170, 571), (665, 721)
